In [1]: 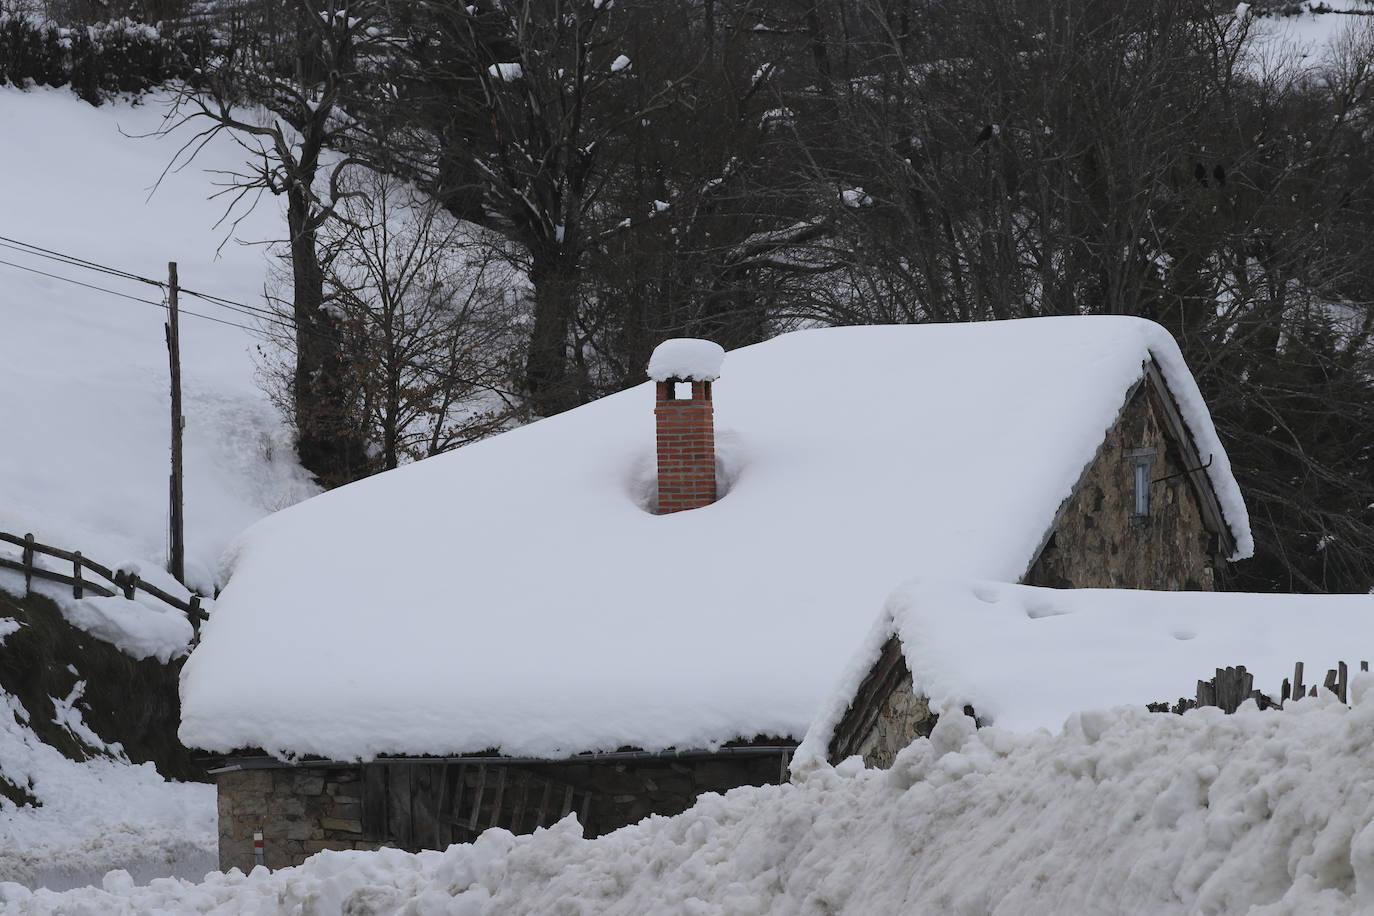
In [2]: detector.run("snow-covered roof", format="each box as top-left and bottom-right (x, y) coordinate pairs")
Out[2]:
(180, 317), (1251, 760)
(646, 338), (725, 381)
(796, 578), (1374, 768)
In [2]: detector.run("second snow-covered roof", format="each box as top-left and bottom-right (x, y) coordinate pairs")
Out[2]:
(180, 317), (1250, 760)
(795, 577), (1374, 769)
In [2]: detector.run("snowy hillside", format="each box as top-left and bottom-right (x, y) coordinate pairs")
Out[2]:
(0, 86), (318, 592)
(0, 85), (315, 891)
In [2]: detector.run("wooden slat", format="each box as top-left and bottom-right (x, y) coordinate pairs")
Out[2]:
(829, 635), (908, 763)
(362, 765), (388, 841)
(511, 771), (530, 835)
(410, 766), (437, 850)
(0, 557), (116, 597)
(449, 765), (467, 838)
(468, 765), (487, 832)
(388, 765), (413, 849)
(578, 790), (592, 836)
(487, 767), (507, 830)
(433, 764), (449, 849)
(535, 776), (552, 828)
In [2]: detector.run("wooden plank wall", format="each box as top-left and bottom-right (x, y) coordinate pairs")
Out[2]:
(362, 762), (595, 849)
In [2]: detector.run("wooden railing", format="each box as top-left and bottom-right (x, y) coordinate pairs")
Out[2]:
(0, 530), (207, 636)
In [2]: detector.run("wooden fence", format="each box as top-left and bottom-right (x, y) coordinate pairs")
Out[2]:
(0, 530), (207, 636)
(1149, 660), (1371, 715)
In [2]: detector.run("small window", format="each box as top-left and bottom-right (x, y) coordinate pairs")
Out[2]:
(1126, 447), (1157, 517)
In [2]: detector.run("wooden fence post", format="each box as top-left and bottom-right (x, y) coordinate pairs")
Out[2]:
(72, 551), (83, 599)
(22, 533), (33, 595)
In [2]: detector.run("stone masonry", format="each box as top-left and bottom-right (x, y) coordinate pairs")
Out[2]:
(217, 767), (382, 872)
(855, 673), (936, 769)
(1024, 378), (1218, 591)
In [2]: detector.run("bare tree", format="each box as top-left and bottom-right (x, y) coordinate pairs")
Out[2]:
(317, 169), (524, 470)
(162, 0), (382, 485)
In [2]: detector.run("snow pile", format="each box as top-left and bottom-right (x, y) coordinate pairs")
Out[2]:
(645, 337), (725, 381)
(20, 697), (1374, 913)
(183, 316), (1250, 761)
(0, 690), (215, 892)
(54, 594), (194, 663)
(799, 578), (1374, 766)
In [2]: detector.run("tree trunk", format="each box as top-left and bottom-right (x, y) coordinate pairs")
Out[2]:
(523, 249), (580, 417)
(289, 187), (365, 486)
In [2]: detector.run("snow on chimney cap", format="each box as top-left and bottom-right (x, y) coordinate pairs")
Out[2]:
(647, 338), (725, 382)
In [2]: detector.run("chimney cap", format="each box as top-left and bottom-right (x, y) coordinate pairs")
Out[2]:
(647, 338), (725, 382)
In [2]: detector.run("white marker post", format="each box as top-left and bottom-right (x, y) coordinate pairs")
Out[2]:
(253, 827), (264, 868)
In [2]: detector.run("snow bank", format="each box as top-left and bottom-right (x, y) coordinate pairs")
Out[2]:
(0, 691), (214, 892)
(55, 594), (194, 663)
(645, 337), (725, 381)
(21, 697), (1374, 913)
(799, 579), (1374, 767)
(183, 316), (1250, 761)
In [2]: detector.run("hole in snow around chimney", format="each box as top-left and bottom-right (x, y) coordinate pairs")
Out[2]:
(627, 430), (744, 515)
(674, 380), (692, 399)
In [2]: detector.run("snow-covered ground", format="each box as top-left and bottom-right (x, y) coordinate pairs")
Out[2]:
(0, 85), (314, 891)
(12, 694), (1374, 913)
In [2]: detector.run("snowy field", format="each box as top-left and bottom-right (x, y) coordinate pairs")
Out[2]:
(0, 85), (313, 892)
(10, 695), (1374, 913)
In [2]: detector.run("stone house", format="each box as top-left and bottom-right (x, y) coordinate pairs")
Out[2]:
(181, 318), (1250, 871)
(820, 355), (1248, 770)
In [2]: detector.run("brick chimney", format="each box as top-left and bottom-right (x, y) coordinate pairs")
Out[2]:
(648, 339), (725, 515)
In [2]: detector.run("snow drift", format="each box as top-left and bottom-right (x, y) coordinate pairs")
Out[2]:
(14, 695), (1374, 913)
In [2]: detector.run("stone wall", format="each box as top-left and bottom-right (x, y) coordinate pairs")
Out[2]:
(854, 673), (936, 769)
(1024, 378), (1218, 591)
(217, 767), (382, 872)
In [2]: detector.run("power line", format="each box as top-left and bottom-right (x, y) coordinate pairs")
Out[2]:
(0, 256), (258, 331)
(0, 232), (524, 399)
(0, 232), (284, 322)
(0, 256), (165, 307)
(0, 235), (162, 288)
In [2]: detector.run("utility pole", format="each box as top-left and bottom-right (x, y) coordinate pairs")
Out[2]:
(166, 262), (185, 585)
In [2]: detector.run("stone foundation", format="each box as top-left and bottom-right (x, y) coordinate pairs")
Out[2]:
(217, 767), (383, 872)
